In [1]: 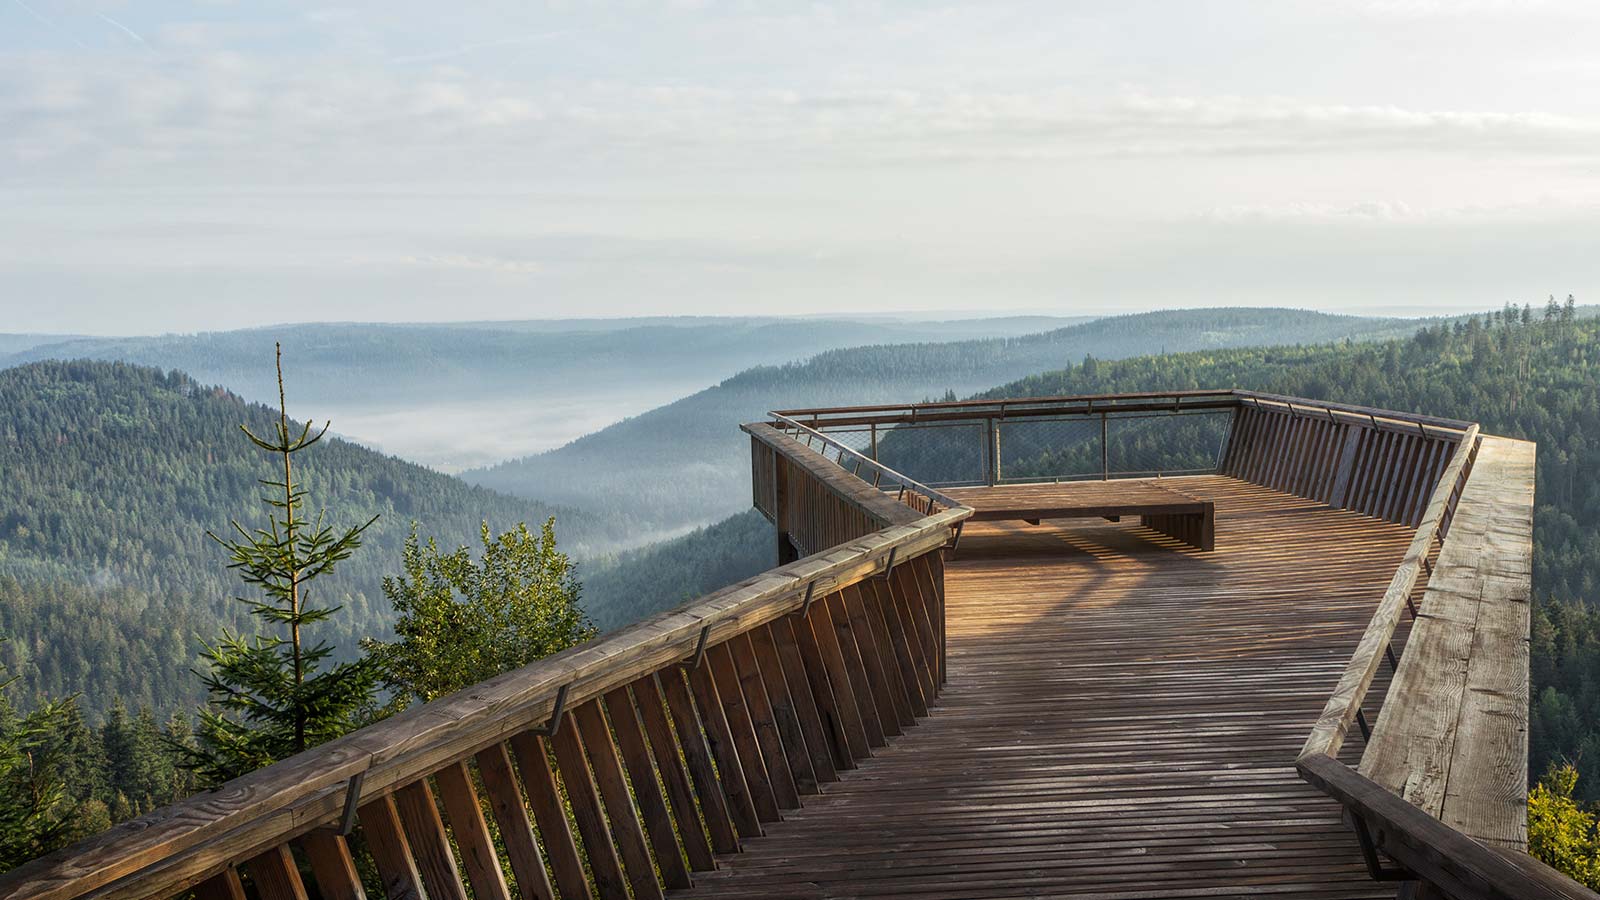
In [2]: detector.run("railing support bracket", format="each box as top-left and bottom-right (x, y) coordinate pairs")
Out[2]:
(1351, 813), (1414, 882)
(681, 624), (713, 671)
(337, 770), (366, 836)
(877, 547), (898, 581)
(793, 581), (818, 619)
(1356, 708), (1372, 742)
(530, 683), (571, 739)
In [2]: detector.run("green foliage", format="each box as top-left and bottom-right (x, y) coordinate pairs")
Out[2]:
(1528, 764), (1600, 887)
(368, 520), (595, 704)
(0, 650), (76, 869)
(183, 347), (383, 784)
(581, 509), (771, 631)
(0, 359), (617, 721)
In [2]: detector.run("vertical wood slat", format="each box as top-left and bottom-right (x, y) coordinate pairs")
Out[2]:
(655, 669), (744, 854)
(842, 584), (910, 733)
(683, 662), (765, 839)
(473, 743), (556, 900)
(602, 685), (697, 888)
(1376, 433), (1412, 522)
(704, 643), (783, 822)
(507, 731), (592, 900)
(1236, 407), (1263, 481)
(915, 554), (948, 687)
(1232, 405), (1458, 526)
(849, 582), (915, 730)
(1218, 406), (1246, 475)
(245, 845), (309, 900)
(549, 712), (632, 900)
(433, 762), (513, 900)
(631, 674), (727, 864)
(824, 590), (887, 748)
(301, 831), (367, 900)
(866, 578), (928, 719)
(1353, 428), (1383, 516)
(887, 565), (936, 703)
(572, 700), (667, 900)
(898, 560), (942, 699)
(1385, 434), (1422, 523)
(725, 632), (804, 810)
(772, 616), (853, 775)
(748, 623), (824, 794)
(803, 595), (875, 761)
(193, 869), (247, 900)
(393, 780), (469, 900)
(357, 795), (426, 900)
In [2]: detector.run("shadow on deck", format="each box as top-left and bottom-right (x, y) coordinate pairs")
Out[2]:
(675, 475), (1414, 899)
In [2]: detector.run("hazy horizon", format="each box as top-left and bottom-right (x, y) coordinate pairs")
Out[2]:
(4, 2), (1598, 333)
(0, 302), (1523, 340)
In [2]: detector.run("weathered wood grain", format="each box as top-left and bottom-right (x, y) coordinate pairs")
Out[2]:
(1360, 437), (1536, 851)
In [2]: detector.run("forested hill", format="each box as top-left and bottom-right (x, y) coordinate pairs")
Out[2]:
(0, 360), (619, 716)
(465, 308), (1419, 539)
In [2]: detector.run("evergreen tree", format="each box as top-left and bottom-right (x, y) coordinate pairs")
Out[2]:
(0, 646), (75, 869)
(183, 346), (382, 784)
(367, 519), (594, 704)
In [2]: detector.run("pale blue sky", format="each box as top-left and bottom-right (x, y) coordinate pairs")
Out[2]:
(3, 1), (1598, 333)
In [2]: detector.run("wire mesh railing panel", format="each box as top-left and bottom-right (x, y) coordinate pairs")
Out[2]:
(995, 416), (1105, 483)
(860, 420), (988, 487)
(1106, 411), (1232, 478)
(796, 407), (1234, 489)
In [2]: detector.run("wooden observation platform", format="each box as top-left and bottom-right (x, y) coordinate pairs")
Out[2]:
(0, 391), (1582, 900)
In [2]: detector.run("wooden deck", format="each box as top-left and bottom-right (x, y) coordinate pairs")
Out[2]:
(676, 475), (1419, 899)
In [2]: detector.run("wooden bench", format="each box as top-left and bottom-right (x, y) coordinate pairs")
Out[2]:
(1360, 436), (1536, 852)
(945, 480), (1216, 551)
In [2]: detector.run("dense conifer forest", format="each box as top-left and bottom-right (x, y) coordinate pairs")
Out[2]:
(0, 360), (623, 719)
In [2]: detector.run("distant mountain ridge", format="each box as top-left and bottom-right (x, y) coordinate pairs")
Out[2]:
(463, 307), (1423, 538)
(0, 315), (1089, 472)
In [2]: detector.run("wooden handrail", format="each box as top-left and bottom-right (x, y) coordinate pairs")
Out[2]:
(1294, 422), (1597, 898)
(1299, 756), (1593, 900)
(773, 389), (1236, 419)
(0, 427), (969, 900)
(751, 417), (966, 515)
(1299, 423), (1479, 760)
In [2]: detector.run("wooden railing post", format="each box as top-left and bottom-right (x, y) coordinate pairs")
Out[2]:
(986, 417), (1001, 486)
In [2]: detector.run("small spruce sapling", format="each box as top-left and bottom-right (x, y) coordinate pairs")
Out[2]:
(183, 344), (381, 785)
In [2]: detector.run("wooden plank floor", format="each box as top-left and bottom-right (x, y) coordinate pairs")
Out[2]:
(675, 476), (1416, 899)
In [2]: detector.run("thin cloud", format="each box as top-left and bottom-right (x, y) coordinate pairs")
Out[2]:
(97, 13), (154, 52)
(8, 0), (87, 48)
(390, 31), (571, 65)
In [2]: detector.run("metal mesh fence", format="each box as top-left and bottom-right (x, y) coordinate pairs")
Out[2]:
(996, 416), (1104, 483)
(803, 409), (1232, 488)
(809, 420), (987, 487)
(1104, 411), (1231, 478)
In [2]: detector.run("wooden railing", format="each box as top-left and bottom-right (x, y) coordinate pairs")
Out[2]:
(779, 390), (1592, 899)
(1223, 392), (1472, 526)
(4, 389), (1589, 900)
(1294, 425), (1595, 898)
(0, 426), (970, 900)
